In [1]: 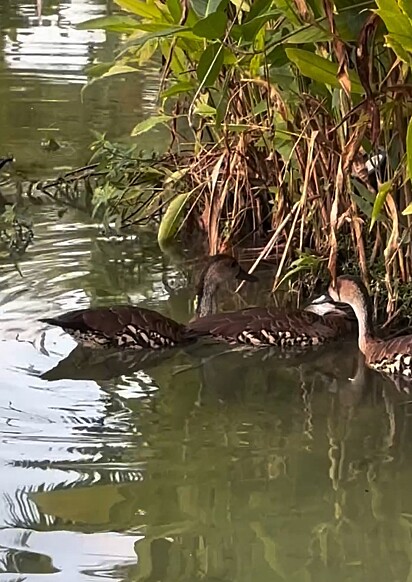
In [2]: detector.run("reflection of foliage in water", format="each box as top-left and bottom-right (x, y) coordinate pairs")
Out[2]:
(24, 349), (412, 582)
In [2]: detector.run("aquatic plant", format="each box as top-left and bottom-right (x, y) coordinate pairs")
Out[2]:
(32, 0), (412, 318)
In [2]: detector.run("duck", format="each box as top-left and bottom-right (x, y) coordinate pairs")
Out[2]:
(327, 275), (412, 377)
(40, 254), (257, 350)
(185, 292), (355, 348)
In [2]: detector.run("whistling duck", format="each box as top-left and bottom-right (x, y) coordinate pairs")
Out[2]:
(328, 275), (412, 377)
(40, 254), (257, 349)
(185, 292), (355, 347)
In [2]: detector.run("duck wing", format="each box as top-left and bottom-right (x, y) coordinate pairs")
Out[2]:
(366, 335), (412, 376)
(185, 307), (341, 346)
(41, 305), (188, 348)
(322, 313), (357, 336)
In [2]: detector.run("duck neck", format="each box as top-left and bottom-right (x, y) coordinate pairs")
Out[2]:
(349, 296), (374, 354)
(195, 281), (218, 318)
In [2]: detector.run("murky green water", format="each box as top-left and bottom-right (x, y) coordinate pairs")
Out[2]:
(2, 3), (412, 582)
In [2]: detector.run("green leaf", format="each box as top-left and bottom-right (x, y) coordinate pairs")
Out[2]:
(370, 180), (392, 230)
(350, 179), (374, 218)
(190, 0), (227, 18)
(403, 202), (412, 215)
(400, 0), (412, 21)
(131, 115), (173, 136)
(224, 123), (250, 132)
(197, 42), (224, 87)
(167, 0), (183, 22)
(158, 192), (192, 247)
(253, 100), (268, 115)
(77, 15), (139, 32)
(194, 103), (217, 116)
(276, 254), (321, 288)
(115, 0), (164, 19)
(192, 11), (228, 39)
(285, 25), (332, 44)
(271, 0), (300, 25)
(236, 11), (282, 42)
(246, 0), (272, 22)
(161, 81), (196, 99)
(121, 25), (192, 52)
(285, 48), (364, 94)
(375, 0), (412, 60)
(84, 62), (113, 78)
(407, 116), (412, 183)
(385, 35), (412, 64)
(101, 64), (139, 78)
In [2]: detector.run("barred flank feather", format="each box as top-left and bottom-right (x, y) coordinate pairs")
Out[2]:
(41, 305), (189, 350)
(185, 307), (355, 347)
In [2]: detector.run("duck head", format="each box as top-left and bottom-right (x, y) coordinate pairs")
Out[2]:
(194, 254), (258, 317)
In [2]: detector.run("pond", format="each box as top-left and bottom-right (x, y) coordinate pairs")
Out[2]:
(2, 2), (412, 582)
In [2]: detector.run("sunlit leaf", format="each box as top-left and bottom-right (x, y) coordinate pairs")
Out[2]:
(158, 192), (192, 247)
(370, 180), (392, 230)
(197, 42), (224, 87)
(84, 62), (114, 78)
(375, 0), (412, 61)
(167, 0), (183, 22)
(102, 64), (139, 78)
(120, 25), (192, 53)
(385, 35), (412, 64)
(131, 115), (173, 136)
(190, 0), (227, 17)
(285, 48), (364, 94)
(192, 11), (228, 39)
(137, 38), (158, 65)
(194, 103), (217, 116)
(406, 116), (412, 183)
(276, 254), (321, 288)
(163, 43), (191, 80)
(77, 15), (139, 32)
(400, 0), (412, 21)
(115, 0), (164, 19)
(402, 202), (412, 215)
(230, 0), (250, 11)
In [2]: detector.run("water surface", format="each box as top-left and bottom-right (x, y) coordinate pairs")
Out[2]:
(0, 0), (162, 177)
(1, 3), (412, 582)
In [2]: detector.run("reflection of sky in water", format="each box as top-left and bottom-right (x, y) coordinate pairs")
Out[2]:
(0, 205), (174, 576)
(0, 527), (140, 581)
(4, 1), (107, 81)
(0, 0), (163, 176)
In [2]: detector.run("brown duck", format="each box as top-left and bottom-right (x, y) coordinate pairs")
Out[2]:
(328, 275), (412, 377)
(40, 254), (257, 349)
(185, 293), (355, 347)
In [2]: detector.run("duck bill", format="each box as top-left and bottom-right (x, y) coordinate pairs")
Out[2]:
(306, 293), (354, 316)
(236, 268), (258, 282)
